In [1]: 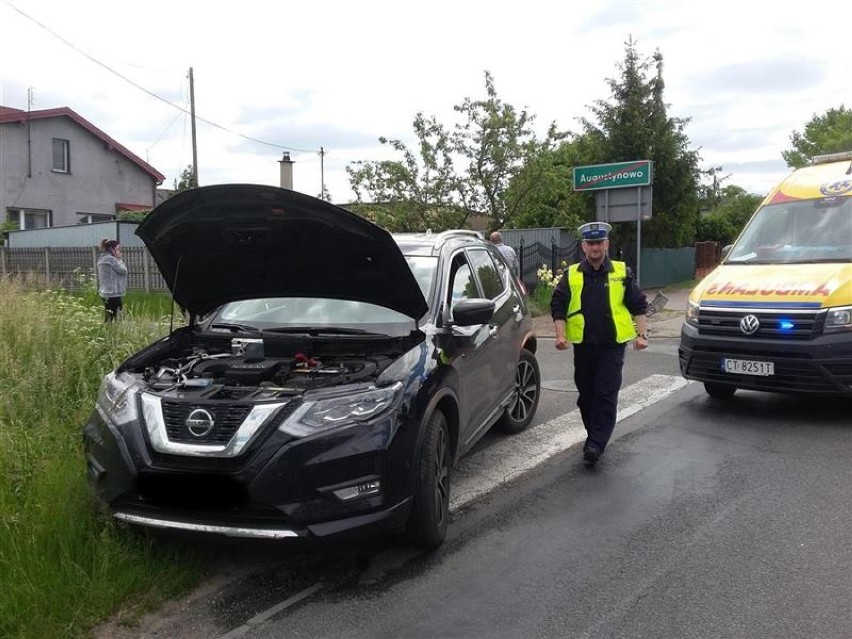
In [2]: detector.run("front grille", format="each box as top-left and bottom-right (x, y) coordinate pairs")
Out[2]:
(698, 307), (823, 340)
(161, 401), (253, 444)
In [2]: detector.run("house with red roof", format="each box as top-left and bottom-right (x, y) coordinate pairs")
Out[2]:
(0, 106), (165, 230)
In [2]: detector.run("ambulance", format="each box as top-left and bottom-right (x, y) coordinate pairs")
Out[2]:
(679, 151), (852, 398)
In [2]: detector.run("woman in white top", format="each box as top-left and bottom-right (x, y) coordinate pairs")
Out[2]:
(96, 238), (128, 321)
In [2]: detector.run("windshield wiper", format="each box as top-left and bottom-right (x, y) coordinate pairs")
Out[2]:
(264, 326), (377, 336)
(209, 322), (261, 333)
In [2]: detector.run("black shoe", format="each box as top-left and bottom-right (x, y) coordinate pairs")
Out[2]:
(583, 444), (601, 466)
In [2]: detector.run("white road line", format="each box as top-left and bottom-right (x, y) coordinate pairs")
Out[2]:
(450, 374), (691, 510)
(217, 582), (324, 639)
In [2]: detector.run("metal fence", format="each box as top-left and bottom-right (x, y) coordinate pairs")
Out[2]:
(1, 243), (698, 295)
(518, 239), (582, 291)
(0, 246), (167, 291)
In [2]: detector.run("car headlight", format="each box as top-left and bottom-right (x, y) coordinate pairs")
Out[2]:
(279, 382), (403, 437)
(685, 301), (700, 326)
(824, 305), (852, 333)
(96, 372), (139, 426)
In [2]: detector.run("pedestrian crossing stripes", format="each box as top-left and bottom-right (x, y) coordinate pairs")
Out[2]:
(450, 374), (691, 510)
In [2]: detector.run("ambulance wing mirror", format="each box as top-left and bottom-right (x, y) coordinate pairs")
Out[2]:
(721, 244), (733, 261)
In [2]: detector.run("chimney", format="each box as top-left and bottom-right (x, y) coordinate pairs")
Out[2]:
(278, 152), (294, 190)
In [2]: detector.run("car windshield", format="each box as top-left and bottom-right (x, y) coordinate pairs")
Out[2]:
(727, 196), (852, 264)
(210, 255), (438, 335)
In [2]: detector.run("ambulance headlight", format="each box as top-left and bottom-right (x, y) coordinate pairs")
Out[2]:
(824, 306), (852, 333)
(685, 301), (700, 326)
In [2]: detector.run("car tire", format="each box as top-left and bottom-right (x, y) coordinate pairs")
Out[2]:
(406, 411), (451, 548)
(704, 382), (736, 399)
(495, 348), (541, 434)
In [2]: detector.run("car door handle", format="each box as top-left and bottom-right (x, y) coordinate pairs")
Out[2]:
(489, 325), (499, 338)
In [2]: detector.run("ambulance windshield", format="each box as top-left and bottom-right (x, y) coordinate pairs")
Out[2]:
(727, 197), (852, 264)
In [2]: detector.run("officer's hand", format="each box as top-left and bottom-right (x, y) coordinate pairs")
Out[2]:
(633, 335), (649, 351)
(554, 335), (570, 351)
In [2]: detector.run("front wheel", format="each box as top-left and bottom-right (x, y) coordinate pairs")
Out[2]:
(406, 411), (451, 547)
(704, 382), (736, 400)
(496, 349), (541, 434)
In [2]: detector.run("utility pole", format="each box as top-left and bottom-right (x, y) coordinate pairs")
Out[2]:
(188, 67), (199, 187)
(319, 146), (326, 200)
(27, 87), (33, 177)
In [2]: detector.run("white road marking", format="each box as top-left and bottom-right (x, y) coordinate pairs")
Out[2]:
(450, 374), (691, 510)
(217, 583), (324, 639)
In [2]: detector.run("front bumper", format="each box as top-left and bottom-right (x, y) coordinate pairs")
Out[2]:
(679, 322), (852, 395)
(83, 406), (417, 540)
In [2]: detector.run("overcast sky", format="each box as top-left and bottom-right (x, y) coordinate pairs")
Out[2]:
(2, 0), (849, 204)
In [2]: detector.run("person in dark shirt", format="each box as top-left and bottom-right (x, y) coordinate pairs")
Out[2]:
(550, 222), (648, 466)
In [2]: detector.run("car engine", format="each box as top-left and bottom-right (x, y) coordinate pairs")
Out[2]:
(124, 331), (412, 401)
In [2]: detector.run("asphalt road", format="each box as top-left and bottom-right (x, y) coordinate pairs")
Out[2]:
(95, 337), (852, 639)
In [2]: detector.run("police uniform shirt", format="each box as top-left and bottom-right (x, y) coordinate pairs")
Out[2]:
(550, 257), (648, 344)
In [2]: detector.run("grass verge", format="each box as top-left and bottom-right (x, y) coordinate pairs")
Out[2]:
(0, 279), (207, 639)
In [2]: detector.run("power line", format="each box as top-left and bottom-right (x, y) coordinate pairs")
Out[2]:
(6, 2), (317, 154)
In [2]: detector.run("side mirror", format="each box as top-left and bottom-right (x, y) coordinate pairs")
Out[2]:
(721, 244), (733, 261)
(450, 299), (495, 327)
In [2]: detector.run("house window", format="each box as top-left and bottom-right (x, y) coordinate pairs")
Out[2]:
(6, 208), (51, 229)
(77, 212), (115, 224)
(52, 138), (70, 173)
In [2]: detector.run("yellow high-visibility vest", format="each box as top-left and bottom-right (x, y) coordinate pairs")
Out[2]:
(565, 261), (637, 344)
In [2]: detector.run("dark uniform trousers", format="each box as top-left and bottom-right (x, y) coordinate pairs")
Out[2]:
(573, 342), (626, 451)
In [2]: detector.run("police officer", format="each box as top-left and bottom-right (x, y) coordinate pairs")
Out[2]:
(551, 222), (648, 466)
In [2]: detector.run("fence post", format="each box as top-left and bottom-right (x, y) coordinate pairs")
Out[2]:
(518, 237), (525, 285)
(143, 247), (151, 292)
(1, 247), (5, 279)
(551, 236), (557, 272)
(44, 248), (51, 286)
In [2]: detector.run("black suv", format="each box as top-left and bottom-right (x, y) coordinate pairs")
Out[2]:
(83, 184), (540, 546)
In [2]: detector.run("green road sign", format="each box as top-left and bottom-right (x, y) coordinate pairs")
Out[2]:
(573, 160), (652, 191)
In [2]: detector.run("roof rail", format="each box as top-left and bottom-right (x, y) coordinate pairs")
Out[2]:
(433, 230), (484, 243)
(812, 151), (852, 165)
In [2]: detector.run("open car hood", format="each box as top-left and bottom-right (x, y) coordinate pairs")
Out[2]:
(136, 184), (429, 319)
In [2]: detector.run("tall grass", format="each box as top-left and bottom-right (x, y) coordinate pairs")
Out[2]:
(0, 278), (205, 638)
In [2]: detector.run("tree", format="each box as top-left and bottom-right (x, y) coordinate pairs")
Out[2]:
(173, 165), (197, 193)
(346, 113), (465, 231)
(579, 38), (701, 248)
(695, 185), (763, 245)
(346, 72), (562, 232)
(782, 105), (852, 168)
(507, 135), (593, 230)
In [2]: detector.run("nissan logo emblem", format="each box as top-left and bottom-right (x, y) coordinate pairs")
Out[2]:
(186, 409), (215, 438)
(740, 314), (760, 335)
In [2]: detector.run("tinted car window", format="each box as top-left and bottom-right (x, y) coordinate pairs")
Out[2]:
(468, 249), (504, 300)
(449, 258), (477, 309)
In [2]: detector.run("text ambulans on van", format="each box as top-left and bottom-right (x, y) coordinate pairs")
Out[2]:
(679, 151), (852, 398)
